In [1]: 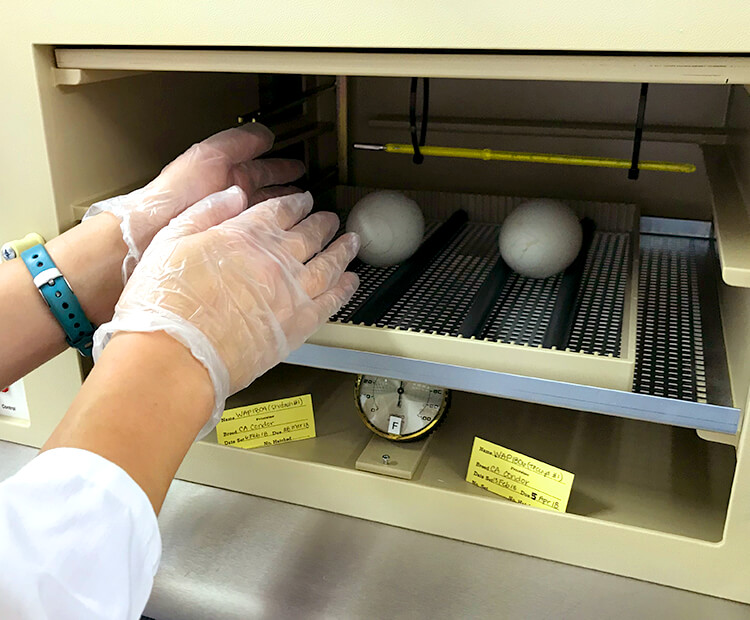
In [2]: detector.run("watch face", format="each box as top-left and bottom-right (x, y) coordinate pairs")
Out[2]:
(356, 375), (449, 441)
(1, 244), (17, 261)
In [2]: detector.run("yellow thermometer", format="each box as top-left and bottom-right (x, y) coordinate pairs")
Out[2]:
(354, 143), (696, 174)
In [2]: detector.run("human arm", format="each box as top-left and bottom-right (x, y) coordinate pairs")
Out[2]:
(0, 124), (303, 389)
(0, 137), (350, 620)
(41, 187), (360, 513)
(0, 187), (357, 619)
(0, 213), (127, 385)
(41, 331), (213, 513)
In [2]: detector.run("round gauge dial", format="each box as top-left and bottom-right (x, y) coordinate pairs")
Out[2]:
(355, 375), (450, 441)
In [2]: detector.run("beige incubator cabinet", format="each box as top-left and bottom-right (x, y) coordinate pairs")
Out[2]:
(3, 2), (750, 604)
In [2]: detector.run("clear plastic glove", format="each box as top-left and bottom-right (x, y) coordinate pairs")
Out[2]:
(93, 187), (360, 439)
(84, 124), (304, 281)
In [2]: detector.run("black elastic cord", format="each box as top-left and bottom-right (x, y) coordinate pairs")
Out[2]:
(409, 77), (429, 164)
(420, 78), (430, 147)
(628, 83), (649, 180)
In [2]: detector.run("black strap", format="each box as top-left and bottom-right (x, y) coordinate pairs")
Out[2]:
(409, 77), (430, 164)
(628, 83), (649, 180)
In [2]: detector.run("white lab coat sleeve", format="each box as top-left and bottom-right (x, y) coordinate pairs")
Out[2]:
(0, 447), (161, 620)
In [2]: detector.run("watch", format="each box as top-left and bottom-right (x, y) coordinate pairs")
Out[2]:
(20, 244), (96, 356)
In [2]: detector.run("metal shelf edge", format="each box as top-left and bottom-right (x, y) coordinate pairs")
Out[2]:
(286, 344), (740, 434)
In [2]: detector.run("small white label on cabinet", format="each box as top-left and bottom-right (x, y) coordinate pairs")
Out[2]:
(0, 380), (31, 420)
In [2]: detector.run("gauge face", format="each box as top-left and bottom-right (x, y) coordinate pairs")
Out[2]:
(355, 375), (449, 441)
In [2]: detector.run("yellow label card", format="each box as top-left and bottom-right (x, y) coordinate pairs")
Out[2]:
(216, 394), (316, 450)
(466, 437), (574, 512)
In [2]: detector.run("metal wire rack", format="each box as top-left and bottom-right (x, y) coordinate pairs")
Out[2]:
(336, 221), (630, 354)
(334, 221), (727, 406)
(633, 236), (713, 403)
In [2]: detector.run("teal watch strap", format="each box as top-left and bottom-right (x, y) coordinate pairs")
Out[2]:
(21, 244), (96, 356)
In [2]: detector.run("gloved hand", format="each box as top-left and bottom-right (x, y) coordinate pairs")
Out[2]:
(93, 187), (360, 438)
(84, 124), (304, 281)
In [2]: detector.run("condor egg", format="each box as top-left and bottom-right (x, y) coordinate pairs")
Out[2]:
(499, 199), (583, 279)
(346, 191), (425, 267)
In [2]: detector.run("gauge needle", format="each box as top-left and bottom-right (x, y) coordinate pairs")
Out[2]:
(397, 381), (404, 408)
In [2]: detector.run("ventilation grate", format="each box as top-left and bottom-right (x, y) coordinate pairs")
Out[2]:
(633, 236), (708, 403)
(335, 220), (630, 357)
